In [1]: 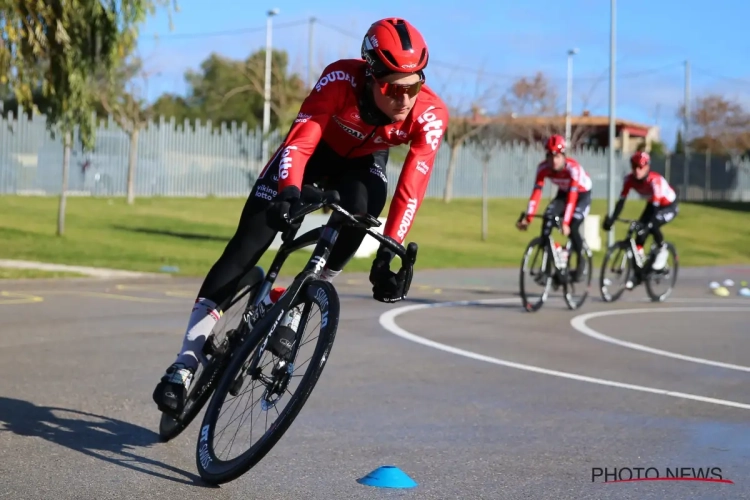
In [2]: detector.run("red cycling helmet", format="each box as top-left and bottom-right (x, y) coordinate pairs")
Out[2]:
(630, 150), (650, 169)
(545, 134), (566, 155)
(361, 18), (429, 78)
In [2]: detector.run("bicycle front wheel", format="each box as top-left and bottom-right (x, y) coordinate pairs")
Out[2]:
(195, 279), (340, 485)
(645, 242), (679, 302)
(563, 245), (593, 310)
(599, 241), (632, 303)
(519, 237), (552, 312)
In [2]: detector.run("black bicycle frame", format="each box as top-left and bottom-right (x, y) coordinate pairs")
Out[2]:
(617, 218), (651, 270)
(243, 185), (418, 330)
(540, 213), (568, 275)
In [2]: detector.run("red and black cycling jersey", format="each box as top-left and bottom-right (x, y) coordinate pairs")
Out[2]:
(619, 171), (676, 207)
(525, 157), (592, 226)
(265, 58), (449, 244)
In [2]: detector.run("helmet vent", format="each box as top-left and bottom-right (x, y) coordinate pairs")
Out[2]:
(392, 20), (413, 50)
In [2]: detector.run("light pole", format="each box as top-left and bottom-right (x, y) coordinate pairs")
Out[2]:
(607, 0), (616, 247)
(565, 48), (578, 148)
(262, 8), (279, 163)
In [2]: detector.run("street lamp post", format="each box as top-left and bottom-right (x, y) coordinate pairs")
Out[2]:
(607, 0), (617, 247)
(262, 8), (280, 163)
(565, 48), (578, 148)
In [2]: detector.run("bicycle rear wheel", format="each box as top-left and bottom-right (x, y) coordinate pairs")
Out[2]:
(520, 237), (552, 312)
(159, 267), (264, 442)
(599, 241), (632, 303)
(645, 242), (679, 302)
(195, 279), (339, 485)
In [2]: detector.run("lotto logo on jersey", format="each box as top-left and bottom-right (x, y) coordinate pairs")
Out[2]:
(417, 106), (444, 151)
(279, 146), (297, 180)
(397, 198), (418, 239)
(416, 161), (430, 175)
(295, 113), (312, 123)
(315, 71), (357, 92)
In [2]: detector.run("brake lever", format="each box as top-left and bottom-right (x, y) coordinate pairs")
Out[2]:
(401, 242), (418, 269)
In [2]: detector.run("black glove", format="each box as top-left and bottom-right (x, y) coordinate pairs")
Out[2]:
(266, 186), (301, 232)
(602, 215), (613, 232)
(369, 238), (413, 303)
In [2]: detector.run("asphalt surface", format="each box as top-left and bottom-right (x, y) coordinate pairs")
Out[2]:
(1, 266), (750, 499)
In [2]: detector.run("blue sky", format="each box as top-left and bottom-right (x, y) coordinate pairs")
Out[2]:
(136, 0), (750, 148)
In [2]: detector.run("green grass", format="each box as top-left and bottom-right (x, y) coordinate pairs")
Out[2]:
(0, 268), (86, 279)
(0, 195), (748, 277)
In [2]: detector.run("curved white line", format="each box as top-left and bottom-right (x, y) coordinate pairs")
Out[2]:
(379, 297), (750, 411)
(571, 307), (750, 371)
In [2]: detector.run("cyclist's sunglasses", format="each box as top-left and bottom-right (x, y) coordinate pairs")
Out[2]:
(373, 73), (425, 99)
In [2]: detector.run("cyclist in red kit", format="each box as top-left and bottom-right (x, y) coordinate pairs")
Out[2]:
(516, 134), (592, 280)
(603, 150), (678, 288)
(152, 18), (450, 416)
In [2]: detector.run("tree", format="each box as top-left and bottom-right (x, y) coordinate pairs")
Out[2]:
(674, 130), (685, 155)
(1, 0), (175, 149)
(679, 93), (750, 155)
(97, 54), (157, 205)
(649, 140), (668, 158)
(219, 49), (307, 137)
(441, 106), (489, 203)
(155, 49), (306, 137)
(498, 72), (592, 150)
(468, 122), (509, 241)
(0, 0), (176, 235)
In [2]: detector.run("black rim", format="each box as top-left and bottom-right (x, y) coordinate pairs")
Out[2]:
(520, 238), (550, 312)
(645, 243), (679, 302)
(564, 247), (592, 310)
(600, 242), (631, 302)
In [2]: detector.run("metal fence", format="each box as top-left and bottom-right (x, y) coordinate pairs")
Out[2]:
(2, 109), (749, 202)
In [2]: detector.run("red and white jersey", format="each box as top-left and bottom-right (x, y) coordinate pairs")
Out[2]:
(534, 158), (593, 193)
(525, 157), (592, 225)
(269, 58), (449, 244)
(620, 171), (676, 207)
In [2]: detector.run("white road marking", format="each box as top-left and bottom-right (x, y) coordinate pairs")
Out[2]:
(379, 297), (750, 410)
(570, 307), (750, 372)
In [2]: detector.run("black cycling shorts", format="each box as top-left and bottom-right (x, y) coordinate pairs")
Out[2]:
(544, 190), (592, 223)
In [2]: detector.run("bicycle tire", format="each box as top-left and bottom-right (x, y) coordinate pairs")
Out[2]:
(599, 241), (632, 303)
(195, 279), (340, 485)
(563, 245), (593, 310)
(645, 242), (679, 302)
(158, 267), (264, 442)
(520, 237), (552, 312)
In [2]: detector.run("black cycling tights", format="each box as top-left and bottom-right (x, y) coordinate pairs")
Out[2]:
(197, 141), (389, 310)
(636, 202), (679, 247)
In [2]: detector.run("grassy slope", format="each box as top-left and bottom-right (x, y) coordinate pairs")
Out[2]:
(1, 196), (748, 277)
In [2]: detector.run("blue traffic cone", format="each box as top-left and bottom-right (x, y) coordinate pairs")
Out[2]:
(356, 465), (418, 489)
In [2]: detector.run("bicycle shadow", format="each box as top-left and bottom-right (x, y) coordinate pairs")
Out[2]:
(0, 397), (217, 488)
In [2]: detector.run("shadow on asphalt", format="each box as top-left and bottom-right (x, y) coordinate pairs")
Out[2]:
(0, 397), (218, 488)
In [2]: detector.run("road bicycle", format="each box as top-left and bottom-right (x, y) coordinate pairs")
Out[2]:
(518, 212), (592, 312)
(599, 218), (678, 303)
(159, 184), (417, 485)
